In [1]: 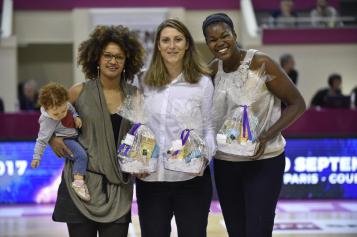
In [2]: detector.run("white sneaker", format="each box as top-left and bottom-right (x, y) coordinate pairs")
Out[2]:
(71, 181), (91, 202)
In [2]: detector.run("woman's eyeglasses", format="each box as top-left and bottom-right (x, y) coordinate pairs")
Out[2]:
(102, 52), (125, 63)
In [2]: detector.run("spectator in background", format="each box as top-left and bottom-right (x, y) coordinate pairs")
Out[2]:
(0, 97), (4, 112)
(310, 73), (343, 107)
(280, 53), (298, 85)
(310, 0), (343, 27)
(269, 0), (298, 28)
(19, 79), (40, 111)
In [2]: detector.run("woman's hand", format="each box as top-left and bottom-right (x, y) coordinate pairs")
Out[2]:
(249, 132), (270, 161)
(249, 142), (266, 161)
(49, 137), (73, 158)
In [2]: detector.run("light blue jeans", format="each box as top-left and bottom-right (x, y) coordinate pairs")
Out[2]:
(63, 138), (88, 176)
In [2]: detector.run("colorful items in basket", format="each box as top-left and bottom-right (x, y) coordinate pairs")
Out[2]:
(165, 129), (208, 173)
(118, 123), (159, 173)
(216, 105), (259, 156)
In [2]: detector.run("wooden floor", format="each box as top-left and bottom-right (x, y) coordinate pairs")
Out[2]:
(1, 201), (357, 237)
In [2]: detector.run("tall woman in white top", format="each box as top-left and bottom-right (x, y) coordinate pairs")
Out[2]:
(136, 19), (216, 237)
(202, 13), (306, 237)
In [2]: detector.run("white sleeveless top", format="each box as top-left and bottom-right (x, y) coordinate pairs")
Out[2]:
(213, 49), (285, 162)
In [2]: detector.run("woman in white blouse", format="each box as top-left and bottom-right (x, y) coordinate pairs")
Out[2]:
(136, 19), (216, 237)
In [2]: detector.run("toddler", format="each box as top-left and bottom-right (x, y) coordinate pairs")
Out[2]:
(31, 83), (90, 201)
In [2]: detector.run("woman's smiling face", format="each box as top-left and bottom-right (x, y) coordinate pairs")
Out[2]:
(99, 42), (126, 80)
(158, 26), (188, 67)
(205, 22), (237, 62)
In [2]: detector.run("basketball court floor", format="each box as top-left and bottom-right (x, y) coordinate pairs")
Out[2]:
(1, 200), (357, 237)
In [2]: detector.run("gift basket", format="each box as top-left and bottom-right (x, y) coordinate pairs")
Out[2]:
(216, 105), (259, 156)
(117, 91), (159, 173)
(164, 98), (209, 174)
(165, 128), (208, 173)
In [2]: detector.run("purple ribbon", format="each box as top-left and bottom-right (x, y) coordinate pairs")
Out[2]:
(180, 129), (190, 145)
(242, 105), (253, 141)
(118, 123), (141, 156)
(173, 129), (191, 156)
(129, 123), (141, 135)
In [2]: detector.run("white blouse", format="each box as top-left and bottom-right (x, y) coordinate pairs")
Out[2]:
(140, 73), (216, 182)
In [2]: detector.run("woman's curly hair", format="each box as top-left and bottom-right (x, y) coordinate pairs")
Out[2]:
(77, 25), (145, 81)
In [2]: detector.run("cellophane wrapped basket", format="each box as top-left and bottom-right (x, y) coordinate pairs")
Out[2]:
(165, 128), (208, 173)
(216, 106), (259, 156)
(117, 90), (159, 173)
(118, 123), (159, 173)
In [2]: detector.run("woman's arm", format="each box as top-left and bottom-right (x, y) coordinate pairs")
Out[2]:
(250, 52), (306, 159)
(68, 82), (84, 105)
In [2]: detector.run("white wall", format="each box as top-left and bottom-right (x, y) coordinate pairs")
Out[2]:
(14, 11), (73, 45)
(0, 36), (17, 112)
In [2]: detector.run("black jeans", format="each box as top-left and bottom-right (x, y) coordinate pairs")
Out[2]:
(67, 222), (129, 237)
(214, 153), (286, 237)
(136, 168), (212, 237)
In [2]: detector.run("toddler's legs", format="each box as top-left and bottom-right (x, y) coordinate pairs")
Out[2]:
(63, 139), (90, 201)
(63, 139), (88, 176)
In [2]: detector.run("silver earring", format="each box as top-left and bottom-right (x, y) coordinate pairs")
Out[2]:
(97, 65), (100, 79)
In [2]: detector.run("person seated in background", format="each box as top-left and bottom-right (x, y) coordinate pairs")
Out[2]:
(310, 73), (346, 108)
(0, 97), (4, 112)
(280, 53), (298, 85)
(280, 53), (299, 110)
(18, 80), (40, 111)
(269, 0), (298, 28)
(310, 0), (343, 27)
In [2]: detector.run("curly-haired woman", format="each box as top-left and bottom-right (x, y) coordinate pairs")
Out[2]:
(49, 25), (145, 237)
